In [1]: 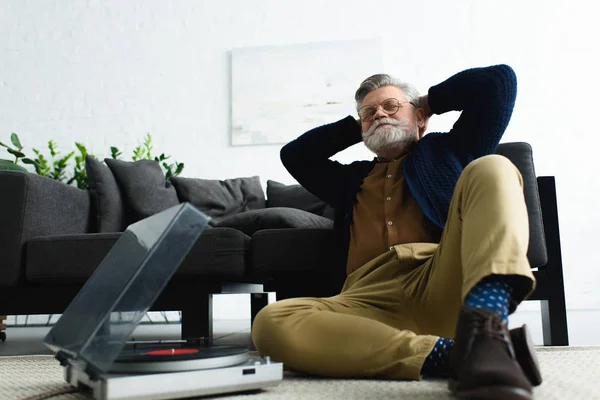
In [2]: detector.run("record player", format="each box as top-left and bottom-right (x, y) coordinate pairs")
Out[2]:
(43, 203), (283, 400)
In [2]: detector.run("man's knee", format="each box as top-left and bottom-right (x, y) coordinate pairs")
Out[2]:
(251, 299), (300, 353)
(461, 154), (522, 188)
(252, 302), (280, 338)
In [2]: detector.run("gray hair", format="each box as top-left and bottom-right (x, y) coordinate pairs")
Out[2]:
(354, 74), (420, 112)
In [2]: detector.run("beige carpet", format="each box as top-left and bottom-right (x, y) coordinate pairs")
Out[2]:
(1, 347), (599, 400)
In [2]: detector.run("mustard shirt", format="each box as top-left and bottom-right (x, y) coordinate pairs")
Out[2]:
(346, 156), (441, 275)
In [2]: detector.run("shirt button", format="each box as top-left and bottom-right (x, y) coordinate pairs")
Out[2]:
(387, 174), (392, 178)
(388, 221), (393, 225)
(386, 197), (391, 201)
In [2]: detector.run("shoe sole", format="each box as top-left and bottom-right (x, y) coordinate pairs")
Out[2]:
(449, 379), (533, 400)
(511, 324), (543, 386)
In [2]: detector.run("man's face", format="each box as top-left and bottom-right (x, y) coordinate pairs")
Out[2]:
(360, 86), (416, 132)
(359, 86), (421, 157)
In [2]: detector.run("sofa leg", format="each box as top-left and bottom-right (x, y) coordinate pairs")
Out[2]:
(1, 315), (7, 341)
(181, 294), (213, 345)
(250, 293), (269, 330)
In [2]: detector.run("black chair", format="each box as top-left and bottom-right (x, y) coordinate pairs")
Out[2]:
(484, 143), (568, 345)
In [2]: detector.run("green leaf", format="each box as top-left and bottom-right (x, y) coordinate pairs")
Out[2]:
(10, 133), (22, 149)
(174, 163), (184, 175)
(0, 141), (13, 149)
(0, 159), (27, 172)
(143, 133), (153, 159)
(21, 158), (37, 165)
(48, 140), (58, 157)
(60, 151), (75, 163)
(75, 142), (88, 155)
(7, 148), (25, 158)
(132, 146), (144, 161)
(110, 146), (122, 159)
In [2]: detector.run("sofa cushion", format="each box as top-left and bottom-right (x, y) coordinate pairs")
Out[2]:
(85, 156), (128, 232)
(266, 180), (335, 220)
(26, 233), (120, 284)
(170, 176), (265, 225)
(215, 207), (333, 236)
(250, 228), (345, 298)
(105, 159), (180, 223)
(25, 228), (250, 284)
(250, 228), (337, 275)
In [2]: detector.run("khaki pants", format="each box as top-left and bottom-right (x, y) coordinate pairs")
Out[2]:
(252, 155), (536, 380)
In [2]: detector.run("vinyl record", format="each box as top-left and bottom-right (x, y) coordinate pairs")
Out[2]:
(110, 344), (251, 373)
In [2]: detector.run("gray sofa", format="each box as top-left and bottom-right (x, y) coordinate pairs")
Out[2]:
(0, 142), (569, 345)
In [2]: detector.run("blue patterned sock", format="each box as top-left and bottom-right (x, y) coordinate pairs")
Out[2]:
(465, 277), (513, 322)
(421, 337), (455, 377)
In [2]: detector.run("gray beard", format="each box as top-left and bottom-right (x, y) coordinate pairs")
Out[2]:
(362, 117), (419, 156)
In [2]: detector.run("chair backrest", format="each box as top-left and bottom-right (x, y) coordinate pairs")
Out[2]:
(495, 142), (548, 267)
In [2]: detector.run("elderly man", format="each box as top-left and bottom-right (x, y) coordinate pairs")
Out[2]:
(252, 65), (540, 400)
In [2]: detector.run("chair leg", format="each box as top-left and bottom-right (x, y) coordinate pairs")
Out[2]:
(181, 294), (213, 345)
(250, 293), (269, 329)
(537, 176), (569, 346)
(540, 262), (569, 346)
(540, 298), (569, 346)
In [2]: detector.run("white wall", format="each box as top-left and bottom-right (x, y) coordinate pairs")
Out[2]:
(1, 0), (599, 318)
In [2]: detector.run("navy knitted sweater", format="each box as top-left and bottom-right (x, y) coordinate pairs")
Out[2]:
(281, 64), (517, 273)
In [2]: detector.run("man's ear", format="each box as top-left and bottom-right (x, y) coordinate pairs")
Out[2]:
(415, 108), (427, 138)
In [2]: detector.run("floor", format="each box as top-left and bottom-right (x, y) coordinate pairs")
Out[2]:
(1, 307), (599, 357)
(3, 348), (600, 400)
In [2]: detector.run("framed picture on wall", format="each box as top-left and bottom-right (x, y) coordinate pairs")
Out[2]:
(231, 38), (383, 146)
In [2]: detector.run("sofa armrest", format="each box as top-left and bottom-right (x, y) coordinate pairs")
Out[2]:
(0, 171), (92, 286)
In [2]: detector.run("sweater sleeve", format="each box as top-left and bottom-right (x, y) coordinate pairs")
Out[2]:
(427, 64), (517, 158)
(280, 116), (363, 209)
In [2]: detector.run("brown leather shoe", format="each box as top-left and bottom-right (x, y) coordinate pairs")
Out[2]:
(511, 325), (542, 386)
(449, 307), (533, 400)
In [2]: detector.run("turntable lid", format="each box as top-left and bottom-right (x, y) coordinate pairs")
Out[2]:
(43, 203), (210, 373)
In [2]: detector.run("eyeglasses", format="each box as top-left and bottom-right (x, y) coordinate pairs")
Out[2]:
(358, 98), (415, 122)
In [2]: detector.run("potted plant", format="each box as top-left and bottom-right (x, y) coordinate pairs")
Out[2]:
(1, 133), (185, 189)
(0, 133), (36, 172)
